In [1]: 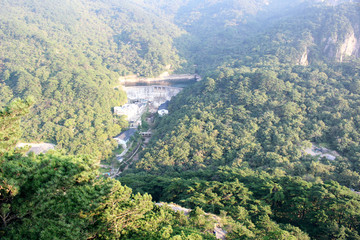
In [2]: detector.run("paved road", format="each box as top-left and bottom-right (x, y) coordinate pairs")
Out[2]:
(111, 143), (141, 178)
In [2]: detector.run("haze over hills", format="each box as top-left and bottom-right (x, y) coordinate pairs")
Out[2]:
(1, 0), (360, 239)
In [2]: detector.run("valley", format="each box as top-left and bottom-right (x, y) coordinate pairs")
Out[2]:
(2, 0), (360, 239)
(107, 75), (198, 177)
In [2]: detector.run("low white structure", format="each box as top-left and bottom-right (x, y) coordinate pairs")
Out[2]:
(114, 103), (146, 121)
(158, 109), (168, 116)
(157, 100), (169, 117)
(114, 102), (147, 129)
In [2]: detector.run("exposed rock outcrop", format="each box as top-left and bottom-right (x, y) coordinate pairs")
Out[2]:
(338, 31), (360, 61)
(16, 143), (55, 154)
(322, 29), (360, 62)
(299, 48), (309, 66)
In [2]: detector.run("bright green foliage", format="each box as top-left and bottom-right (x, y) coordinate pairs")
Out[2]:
(0, 100), (216, 239)
(120, 2), (360, 239)
(136, 61), (360, 188)
(0, 152), (216, 240)
(127, 60), (360, 237)
(0, 0), (187, 159)
(2, 1), (360, 239)
(121, 167), (360, 239)
(0, 98), (33, 154)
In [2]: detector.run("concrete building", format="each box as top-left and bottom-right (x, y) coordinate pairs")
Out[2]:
(114, 103), (146, 121)
(158, 109), (168, 116)
(113, 128), (137, 149)
(158, 100), (169, 117)
(114, 102), (147, 128)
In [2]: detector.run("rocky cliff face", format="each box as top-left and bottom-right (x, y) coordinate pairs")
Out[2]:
(322, 29), (360, 62)
(293, 1), (360, 64)
(299, 23), (360, 64)
(337, 31), (360, 61)
(299, 48), (309, 66)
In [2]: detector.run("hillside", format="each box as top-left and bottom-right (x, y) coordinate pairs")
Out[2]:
(121, 1), (360, 239)
(178, 0), (360, 71)
(2, 0), (360, 239)
(0, 0), (185, 159)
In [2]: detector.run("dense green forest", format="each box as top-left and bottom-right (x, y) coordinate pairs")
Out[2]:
(121, 1), (360, 239)
(123, 61), (360, 238)
(0, 100), (218, 239)
(0, 0), (185, 159)
(2, 0), (360, 239)
(134, 61), (360, 187)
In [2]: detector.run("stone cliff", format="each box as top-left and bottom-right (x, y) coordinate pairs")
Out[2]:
(322, 29), (360, 62)
(299, 48), (309, 66)
(298, 24), (360, 64)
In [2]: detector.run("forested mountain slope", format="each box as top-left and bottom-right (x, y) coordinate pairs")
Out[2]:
(120, 1), (360, 239)
(2, 0), (360, 239)
(242, 3), (360, 65)
(1, 0), (358, 159)
(134, 0), (313, 72)
(139, 0), (360, 72)
(132, 1), (360, 185)
(124, 61), (360, 239)
(0, 101), (218, 239)
(0, 0), (184, 159)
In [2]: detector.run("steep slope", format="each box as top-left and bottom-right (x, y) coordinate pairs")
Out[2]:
(0, 101), (218, 240)
(2, 0), (360, 239)
(253, 2), (360, 65)
(0, 0), (184, 159)
(122, 1), (360, 239)
(160, 0), (360, 71)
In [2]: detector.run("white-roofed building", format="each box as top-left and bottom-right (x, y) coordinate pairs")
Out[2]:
(114, 103), (147, 125)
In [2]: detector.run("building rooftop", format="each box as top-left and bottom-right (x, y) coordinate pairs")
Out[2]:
(158, 100), (170, 111)
(114, 128), (137, 142)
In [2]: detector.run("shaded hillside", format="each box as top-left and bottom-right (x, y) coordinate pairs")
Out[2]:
(1, 0), (358, 158)
(242, 3), (360, 65)
(156, 0), (360, 72)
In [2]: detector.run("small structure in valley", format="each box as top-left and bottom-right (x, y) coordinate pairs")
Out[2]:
(114, 102), (147, 128)
(157, 100), (169, 117)
(113, 129), (137, 149)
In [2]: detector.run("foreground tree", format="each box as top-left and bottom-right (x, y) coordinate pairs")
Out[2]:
(0, 100), (215, 239)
